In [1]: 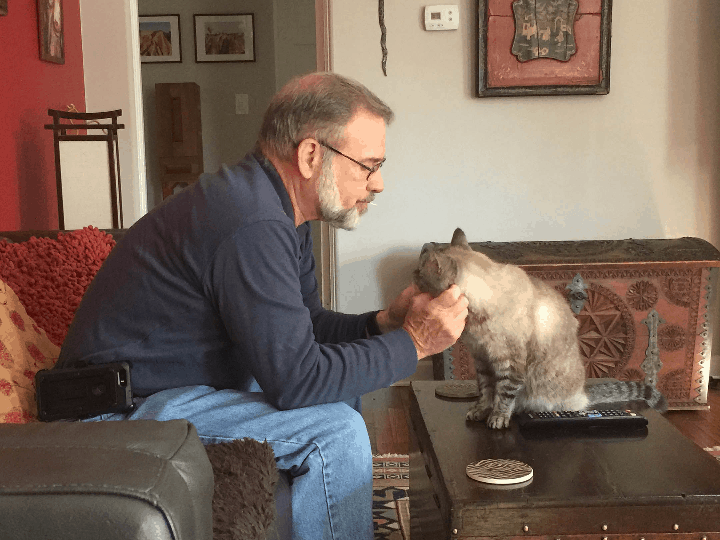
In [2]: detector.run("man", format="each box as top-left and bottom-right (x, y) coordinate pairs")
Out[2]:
(57, 72), (468, 539)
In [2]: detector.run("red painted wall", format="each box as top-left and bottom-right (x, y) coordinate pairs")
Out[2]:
(0, 0), (85, 230)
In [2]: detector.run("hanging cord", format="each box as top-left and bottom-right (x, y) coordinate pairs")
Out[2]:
(65, 104), (106, 135)
(379, 0), (387, 76)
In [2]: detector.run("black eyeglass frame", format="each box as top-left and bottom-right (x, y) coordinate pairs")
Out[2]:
(318, 141), (385, 181)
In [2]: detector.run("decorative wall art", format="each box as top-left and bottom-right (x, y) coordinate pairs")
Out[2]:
(139, 15), (182, 63)
(37, 0), (64, 64)
(477, 0), (612, 97)
(0, 0), (7, 16)
(194, 14), (255, 63)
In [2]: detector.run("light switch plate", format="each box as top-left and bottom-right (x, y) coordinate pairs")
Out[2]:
(424, 5), (459, 31)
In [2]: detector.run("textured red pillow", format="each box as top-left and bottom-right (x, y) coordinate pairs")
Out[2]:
(0, 227), (116, 347)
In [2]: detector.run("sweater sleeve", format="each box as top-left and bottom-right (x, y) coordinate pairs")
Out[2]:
(294, 220), (380, 343)
(204, 219), (418, 410)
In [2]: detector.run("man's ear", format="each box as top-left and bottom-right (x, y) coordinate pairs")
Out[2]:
(296, 138), (323, 180)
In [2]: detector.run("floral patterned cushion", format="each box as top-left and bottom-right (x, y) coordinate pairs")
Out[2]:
(0, 279), (60, 423)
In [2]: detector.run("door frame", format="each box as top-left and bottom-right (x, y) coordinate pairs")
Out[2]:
(315, 0), (337, 310)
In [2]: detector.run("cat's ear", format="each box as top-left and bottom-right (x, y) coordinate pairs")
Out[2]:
(425, 255), (441, 276)
(451, 228), (472, 251)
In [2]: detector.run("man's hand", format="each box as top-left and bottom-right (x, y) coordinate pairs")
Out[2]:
(402, 285), (468, 359)
(376, 283), (421, 333)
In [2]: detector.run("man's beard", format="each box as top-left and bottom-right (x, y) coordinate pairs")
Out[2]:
(317, 157), (375, 230)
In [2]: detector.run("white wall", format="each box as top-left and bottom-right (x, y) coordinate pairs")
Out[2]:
(80, 0), (147, 226)
(331, 1), (720, 320)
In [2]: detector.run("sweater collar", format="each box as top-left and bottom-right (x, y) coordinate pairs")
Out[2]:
(253, 148), (296, 224)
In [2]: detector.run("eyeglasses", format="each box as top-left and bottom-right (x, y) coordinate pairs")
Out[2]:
(319, 141), (385, 181)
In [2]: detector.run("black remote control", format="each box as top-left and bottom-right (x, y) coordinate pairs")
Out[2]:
(516, 409), (648, 431)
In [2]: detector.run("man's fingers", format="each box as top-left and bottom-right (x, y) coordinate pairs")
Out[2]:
(402, 284), (469, 360)
(456, 296), (469, 317)
(431, 285), (468, 316)
(434, 284), (462, 306)
(411, 292), (433, 309)
(404, 282), (421, 297)
(455, 304), (469, 322)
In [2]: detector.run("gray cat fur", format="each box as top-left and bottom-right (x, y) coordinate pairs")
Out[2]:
(414, 227), (668, 429)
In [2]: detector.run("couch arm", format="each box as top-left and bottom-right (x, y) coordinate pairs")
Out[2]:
(0, 419), (214, 540)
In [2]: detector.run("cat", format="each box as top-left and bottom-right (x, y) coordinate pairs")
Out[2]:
(413, 227), (668, 429)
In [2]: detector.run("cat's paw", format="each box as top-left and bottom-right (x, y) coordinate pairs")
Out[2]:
(486, 412), (512, 429)
(466, 403), (491, 422)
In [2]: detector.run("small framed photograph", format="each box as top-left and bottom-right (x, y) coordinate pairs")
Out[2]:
(139, 14), (182, 63)
(194, 13), (255, 63)
(0, 0), (8, 16)
(37, 0), (64, 64)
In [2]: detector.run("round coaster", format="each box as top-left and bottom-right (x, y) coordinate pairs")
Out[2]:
(435, 382), (480, 399)
(466, 459), (533, 485)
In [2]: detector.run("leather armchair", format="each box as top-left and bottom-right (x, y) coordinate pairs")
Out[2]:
(0, 419), (214, 540)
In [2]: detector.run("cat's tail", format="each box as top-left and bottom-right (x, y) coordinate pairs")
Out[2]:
(585, 380), (668, 413)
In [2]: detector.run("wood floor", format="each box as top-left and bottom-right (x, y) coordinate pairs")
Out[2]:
(361, 379), (720, 456)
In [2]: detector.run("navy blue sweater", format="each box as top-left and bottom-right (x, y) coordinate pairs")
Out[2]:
(57, 151), (418, 409)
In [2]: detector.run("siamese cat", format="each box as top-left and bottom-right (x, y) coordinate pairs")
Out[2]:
(414, 228), (668, 429)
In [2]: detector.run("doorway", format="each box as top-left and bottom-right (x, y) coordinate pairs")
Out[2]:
(132, 0), (335, 308)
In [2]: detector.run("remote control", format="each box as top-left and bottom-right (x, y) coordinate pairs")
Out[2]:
(516, 409), (648, 431)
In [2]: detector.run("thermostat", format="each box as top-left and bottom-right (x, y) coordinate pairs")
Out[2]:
(424, 5), (459, 31)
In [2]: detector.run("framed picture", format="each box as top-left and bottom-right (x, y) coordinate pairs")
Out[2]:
(139, 15), (182, 63)
(477, 0), (612, 97)
(0, 0), (7, 16)
(37, 0), (64, 64)
(194, 14), (255, 63)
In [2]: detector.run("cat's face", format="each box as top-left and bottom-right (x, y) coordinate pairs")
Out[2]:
(414, 244), (458, 296)
(413, 228), (473, 296)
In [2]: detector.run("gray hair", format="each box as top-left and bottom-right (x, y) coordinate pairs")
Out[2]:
(258, 72), (394, 161)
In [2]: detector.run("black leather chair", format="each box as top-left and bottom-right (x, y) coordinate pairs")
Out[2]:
(0, 419), (214, 539)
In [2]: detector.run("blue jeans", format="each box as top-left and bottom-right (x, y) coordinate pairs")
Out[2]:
(85, 385), (373, 540)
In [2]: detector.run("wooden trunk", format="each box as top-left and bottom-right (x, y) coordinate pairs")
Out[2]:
(430, 237), (720, 410)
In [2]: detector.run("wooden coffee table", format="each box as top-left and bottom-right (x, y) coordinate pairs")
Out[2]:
(409, 380), (720, 540)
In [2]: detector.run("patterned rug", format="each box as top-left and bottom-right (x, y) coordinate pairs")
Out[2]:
(373, 454), (410, 540)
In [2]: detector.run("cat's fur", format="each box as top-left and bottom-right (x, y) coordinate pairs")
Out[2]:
(414, 227), (668, 429)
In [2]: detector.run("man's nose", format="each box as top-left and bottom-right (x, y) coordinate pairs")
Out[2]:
(368, 170), (384, 193)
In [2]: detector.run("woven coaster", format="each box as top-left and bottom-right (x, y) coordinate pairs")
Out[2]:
(466, 459), (533, 485)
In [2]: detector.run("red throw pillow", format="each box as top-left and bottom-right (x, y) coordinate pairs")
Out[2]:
(0, 226), (116, 347)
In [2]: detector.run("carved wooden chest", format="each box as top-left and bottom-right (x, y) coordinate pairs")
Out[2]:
(430, 237), (720, 410)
